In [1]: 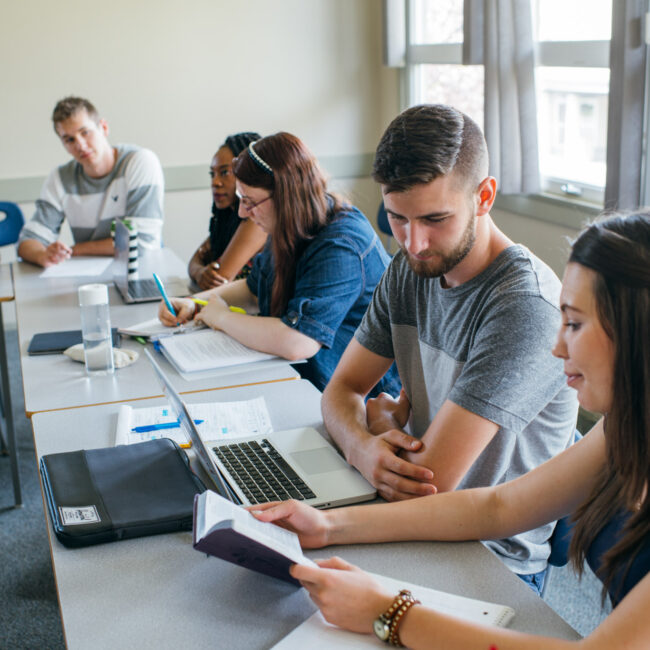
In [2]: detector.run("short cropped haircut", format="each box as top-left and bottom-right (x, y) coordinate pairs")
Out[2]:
(51, 96), (100, 127)
(373, 104), (488, 194)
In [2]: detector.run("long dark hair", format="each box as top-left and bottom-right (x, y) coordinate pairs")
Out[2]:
(232, 132), (344, 316)
(568, 212), (650, 603)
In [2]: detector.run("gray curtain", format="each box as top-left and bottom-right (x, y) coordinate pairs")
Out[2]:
(466, 0), (540, 194)
(604, 0), (647, 210)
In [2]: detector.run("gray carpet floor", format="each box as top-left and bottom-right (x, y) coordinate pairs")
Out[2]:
(0, 325), (609, 648)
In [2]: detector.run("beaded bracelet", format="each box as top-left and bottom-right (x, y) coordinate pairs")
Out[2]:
(388, 591), (420, 647)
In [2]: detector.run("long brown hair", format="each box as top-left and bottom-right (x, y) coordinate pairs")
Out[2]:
(232, 132), (344, 316)
(567, 212), (650, 603)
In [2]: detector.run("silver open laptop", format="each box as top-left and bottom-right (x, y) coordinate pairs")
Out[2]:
(144, 349), (376, 509)
(113, 219), (189, 303)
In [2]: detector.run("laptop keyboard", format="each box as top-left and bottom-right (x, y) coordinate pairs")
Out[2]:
(213, 439), (317, 504)
(127, 278), (159, 299)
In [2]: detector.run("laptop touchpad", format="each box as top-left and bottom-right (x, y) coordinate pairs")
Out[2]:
(290, 447), (348, 475)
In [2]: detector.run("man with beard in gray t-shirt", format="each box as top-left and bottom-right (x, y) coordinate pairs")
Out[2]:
(322, 105), (578, 593)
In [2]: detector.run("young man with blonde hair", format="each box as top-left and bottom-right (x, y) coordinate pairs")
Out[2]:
(18, 96), (164, 267)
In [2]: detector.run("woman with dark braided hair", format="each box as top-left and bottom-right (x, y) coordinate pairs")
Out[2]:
(187, 132), (268, 290)
(251, 212), (650, 649)
(161, 132), (400, 395)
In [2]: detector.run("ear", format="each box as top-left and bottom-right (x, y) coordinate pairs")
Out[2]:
(475, 177), (497, 216)
(98, 118), (109, 137)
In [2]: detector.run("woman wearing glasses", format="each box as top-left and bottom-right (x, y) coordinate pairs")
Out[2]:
(187, 132), (268, 290)
(252, 212), (650, 649)
(160, 132), (399, 395)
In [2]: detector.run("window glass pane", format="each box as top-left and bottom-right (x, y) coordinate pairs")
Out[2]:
(415, 64), (484, 128)
(534, 0), (611, 41)
(411, 0), (463, 45)
(537, 67), (609, 188)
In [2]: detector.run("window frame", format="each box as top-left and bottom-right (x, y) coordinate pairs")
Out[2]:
(401, 0), (614, 226)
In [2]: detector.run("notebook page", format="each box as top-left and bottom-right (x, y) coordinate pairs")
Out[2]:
(114, 397), (272, 446)
(158, 329), (277, 373)
(118, 318), (204, 338)
(272, 572), (515, 649)
(39, 257), (113, 278)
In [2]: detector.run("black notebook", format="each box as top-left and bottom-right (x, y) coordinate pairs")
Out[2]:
(40, 438), (205, 548)
(28, 328), (121, 355)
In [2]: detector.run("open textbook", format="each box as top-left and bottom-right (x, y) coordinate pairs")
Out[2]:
(193, 491), (514, 642)
(193, 490), (317, 585)
(157, 328), (279, 374)
(115, 397), (273, 448)
(273, 574), (515, 649)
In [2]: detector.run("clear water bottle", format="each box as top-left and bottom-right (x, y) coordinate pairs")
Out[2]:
(78, 283), (114, 376)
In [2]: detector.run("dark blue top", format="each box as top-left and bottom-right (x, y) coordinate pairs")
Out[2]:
(247, 205), (400, 394)
(586, 509), (650, 607)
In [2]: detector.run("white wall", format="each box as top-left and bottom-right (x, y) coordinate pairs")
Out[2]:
(1, 0), (398, 258)
(492, 209), (583, 277)
(1, 0), (399, 176)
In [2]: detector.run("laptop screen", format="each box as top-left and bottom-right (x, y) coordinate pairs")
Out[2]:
(143, 349), (238, 502)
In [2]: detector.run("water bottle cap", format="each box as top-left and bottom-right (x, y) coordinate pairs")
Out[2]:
(78, 283), (109, 306)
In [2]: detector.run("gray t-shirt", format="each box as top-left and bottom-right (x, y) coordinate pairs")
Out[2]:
(355, 245), (578, 575)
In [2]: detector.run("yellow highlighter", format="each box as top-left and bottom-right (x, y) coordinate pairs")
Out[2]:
(190, 297), (246, 314)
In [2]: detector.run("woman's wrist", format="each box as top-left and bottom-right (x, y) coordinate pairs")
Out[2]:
(323, 507), (353, 547)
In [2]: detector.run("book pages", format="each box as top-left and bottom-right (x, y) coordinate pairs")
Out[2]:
(272, 572), (515, 648)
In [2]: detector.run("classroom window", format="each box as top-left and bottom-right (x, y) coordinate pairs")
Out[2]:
(405, 0), (612, 206)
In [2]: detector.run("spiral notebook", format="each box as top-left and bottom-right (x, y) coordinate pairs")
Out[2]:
(272, 572), (514, 649)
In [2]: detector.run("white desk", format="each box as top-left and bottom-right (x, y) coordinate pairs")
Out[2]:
(13, 254), (298, 415)
(32, 380), (580, 649)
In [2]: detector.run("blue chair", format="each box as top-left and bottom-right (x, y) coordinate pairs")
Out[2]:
(0, 202), (24, 247)
(376, 202), (394, 254)
(0, 201), (23, 506)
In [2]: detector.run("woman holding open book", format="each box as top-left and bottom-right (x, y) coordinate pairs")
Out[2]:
(252, 213), (650, 649)
(159, 132), (400, 395)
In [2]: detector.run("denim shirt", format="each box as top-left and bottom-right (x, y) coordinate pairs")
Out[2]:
(247, 205), (400, 394)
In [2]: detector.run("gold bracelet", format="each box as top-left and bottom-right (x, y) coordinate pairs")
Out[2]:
(388, 592), (420, 647)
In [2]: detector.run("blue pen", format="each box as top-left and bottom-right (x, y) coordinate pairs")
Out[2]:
(153, 272), (177, 318)
(131, 419), (204, 433)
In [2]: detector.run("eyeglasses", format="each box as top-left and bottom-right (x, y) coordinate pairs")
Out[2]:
(235, 189), (273, 211)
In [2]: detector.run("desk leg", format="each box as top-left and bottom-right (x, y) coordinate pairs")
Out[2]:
(0, 302), (21, 507)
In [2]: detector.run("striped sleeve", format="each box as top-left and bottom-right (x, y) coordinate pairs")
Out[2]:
(17, 169), (65, 246)
(124, 148), (164, 249)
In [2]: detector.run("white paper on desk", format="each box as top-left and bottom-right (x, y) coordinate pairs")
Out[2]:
(39, 257), (113, 278)
(158, 328), (277, 373)
(117, 317), (205, 338)
(272, 572), (515, 649)
(115, 397), (273, 446)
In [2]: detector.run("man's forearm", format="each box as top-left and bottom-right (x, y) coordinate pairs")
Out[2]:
(72, 237), (114, 257)
(17, 240), (45, 265)
(321, 382), (373, 464)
